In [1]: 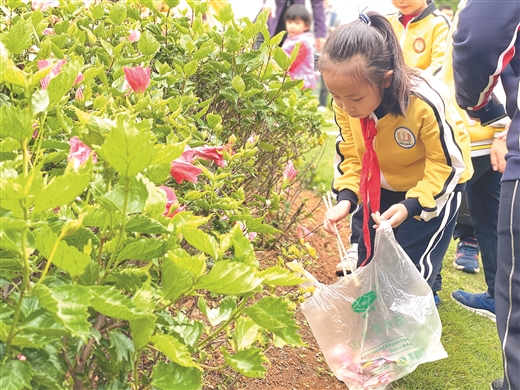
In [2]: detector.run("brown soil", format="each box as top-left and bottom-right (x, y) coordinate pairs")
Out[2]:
(235, 190), (352, 390)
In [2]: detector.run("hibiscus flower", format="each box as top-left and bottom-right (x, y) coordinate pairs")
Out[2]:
(123, 66), (151, 93)
(69, 136), (96, 168)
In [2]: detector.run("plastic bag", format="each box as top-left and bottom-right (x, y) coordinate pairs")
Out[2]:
(300, 222), (447, 389)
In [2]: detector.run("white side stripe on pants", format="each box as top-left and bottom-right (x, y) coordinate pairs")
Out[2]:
(419, 192), (462, 281)
(503, 180), (518, 389)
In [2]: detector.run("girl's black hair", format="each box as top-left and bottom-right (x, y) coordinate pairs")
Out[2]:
(284, 4), (312, 27)
(319, 11), (417, 117)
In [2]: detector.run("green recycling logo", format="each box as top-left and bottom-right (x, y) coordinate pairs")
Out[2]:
(352, 291), (377, 318)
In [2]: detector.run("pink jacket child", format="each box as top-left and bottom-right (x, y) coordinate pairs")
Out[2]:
(283, 32), (318, 89)
(281, 4), (318, 89)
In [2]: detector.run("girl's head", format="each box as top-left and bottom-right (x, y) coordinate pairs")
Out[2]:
(319, 12), (416, 118)
(284, 4), (312, 37)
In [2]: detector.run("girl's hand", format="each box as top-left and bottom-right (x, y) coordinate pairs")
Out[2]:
(373, 204), (408, 230)
(323, 200), (351, 235)
(490, 136), (508, 173)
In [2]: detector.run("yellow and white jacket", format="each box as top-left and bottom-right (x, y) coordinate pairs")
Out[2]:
(333, 73), (472, 221)
(387, 1), (450, 75)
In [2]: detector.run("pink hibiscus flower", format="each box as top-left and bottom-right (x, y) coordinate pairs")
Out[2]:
(69, 136), (96, 169)
(123, 66), (151, 93)
(32, 0), (60, 12)
(193, 145), (225, 167)
(38, 59), (83, 90)
(170, 159), (203, 184)
(283, 160), (298, 181)
(158, 186), (185, 217)
(128, 30), (141, 43)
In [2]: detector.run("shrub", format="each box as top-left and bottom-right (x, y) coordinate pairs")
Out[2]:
(0, 1), (322, 389)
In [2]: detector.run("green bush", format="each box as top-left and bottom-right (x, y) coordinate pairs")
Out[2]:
(0, 1), (322, 388)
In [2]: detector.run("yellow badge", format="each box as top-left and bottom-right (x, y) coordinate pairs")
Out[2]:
(413, 37), (426, 53)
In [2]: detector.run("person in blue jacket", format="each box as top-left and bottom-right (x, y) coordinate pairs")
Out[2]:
(452, 1), (520, 389)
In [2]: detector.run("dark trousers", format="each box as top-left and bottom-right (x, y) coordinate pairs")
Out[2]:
(356, 188), (460, 292)
(461, 155), (501, 296)
(318, 75), (329, 107)
(495, 180), (520, 390)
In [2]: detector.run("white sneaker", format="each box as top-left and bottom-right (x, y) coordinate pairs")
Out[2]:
(335, 243), (358, 276)
(317, 106), (327, 112)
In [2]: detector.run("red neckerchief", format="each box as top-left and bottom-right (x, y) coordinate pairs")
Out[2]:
(359, 116), (381, 266)
(400, 13), (418, 28)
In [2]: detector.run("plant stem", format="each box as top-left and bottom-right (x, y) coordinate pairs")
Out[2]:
(5, 202), (31, 357)
(36, 233), (64, 285)
(195, 296), (248, 350)
(101, 177), (130, 281)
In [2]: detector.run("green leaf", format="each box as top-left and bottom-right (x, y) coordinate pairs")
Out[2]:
(150, 334), (201, 369)
(31, 285), (92, 341)
(47, 61), (81, 107)
(2, 20), (32, 55)
(0, 105), (33, 142)
(206, 113), (222, 130)
(198, 296), (236, 326)
(151, 142), (185, 164)
(181, 227), (218, 260)
(117, 238), (167, 262)
(101, 178), (149, 214)
(129, 315), (155, 351)
(19, 309), (68, 337)
(244, 297), (304, 346)
(161, 257), (194, 302)
(258, 267), (305, 286)
(194, 261), (263, 296)
(22, 348), (66, 389)
(33, 164), (92, 213)
(229, 224), (257, 266)
(90, 286), (146, 320)
(235, 317), (260, 350)
(183, 60), (198, 77)
(152, 361), (202, 390)
(125, 215), (168, 234)
(109, 331), (135, 363)
(31, 90), (50, 115)
(231, 75), (245, 94)
(273, 47), (292, 71)
(218, 3), (234, 23)
(0, 360), (33, 390)
(168, 312), (202, 347)
(109, 2), (127, 24)
(35, 225), (91, 277)
(224, 348), (268, 378)
(138, 30), (159, 56)
(99, 118), (155, 178)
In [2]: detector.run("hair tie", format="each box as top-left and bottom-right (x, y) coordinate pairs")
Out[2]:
(359, 13), (371, 25)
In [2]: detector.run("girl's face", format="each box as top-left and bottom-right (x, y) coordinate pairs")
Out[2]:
(285, 18), (309, 37)
(323, 69), (392, 119)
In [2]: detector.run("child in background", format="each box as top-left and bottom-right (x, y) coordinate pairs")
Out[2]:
(321, 12), (472, 299)
(387, 0), (450, 75)
(281, 4), (318, 89)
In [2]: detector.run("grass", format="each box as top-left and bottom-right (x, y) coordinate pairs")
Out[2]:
(305, 108), (503, 390)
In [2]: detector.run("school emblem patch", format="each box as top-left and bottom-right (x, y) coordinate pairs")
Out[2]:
(413, 37), (426, 53)
(394, 127), (416, 149)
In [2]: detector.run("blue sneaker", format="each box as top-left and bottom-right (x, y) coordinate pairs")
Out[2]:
(451, 291), (495, 321)
(434, 294), (441, 307)
(453, 237), (480, 273)
(491, 378), (503, 390)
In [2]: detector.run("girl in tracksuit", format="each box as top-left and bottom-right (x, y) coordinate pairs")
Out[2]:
(321, 12), (472, 296)
(453, 1), (520, 389)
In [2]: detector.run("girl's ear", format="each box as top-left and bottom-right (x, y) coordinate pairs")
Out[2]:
(383, 70), (394, 88)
